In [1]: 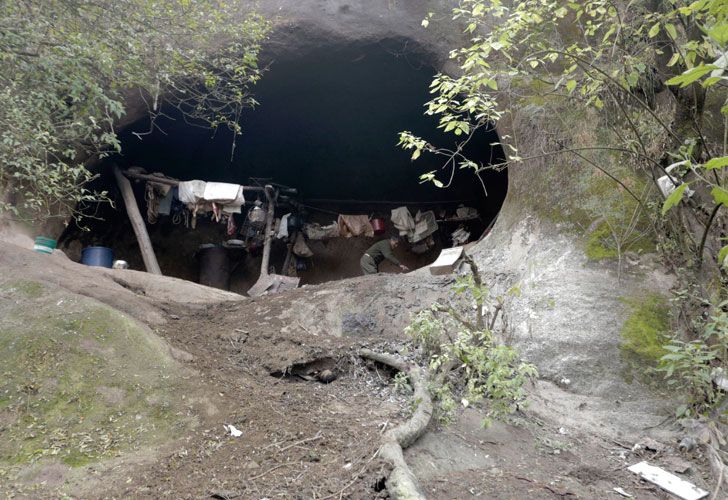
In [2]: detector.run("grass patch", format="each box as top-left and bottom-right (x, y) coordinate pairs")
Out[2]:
(585, 223), (618, 260)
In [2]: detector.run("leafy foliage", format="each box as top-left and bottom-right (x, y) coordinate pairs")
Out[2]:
(657, 303), (728, 418)
(403, 0), (728, 419)
(404, 0), (728, 266)
(0, 0), (269, 221)
(405, 260), (536, 427)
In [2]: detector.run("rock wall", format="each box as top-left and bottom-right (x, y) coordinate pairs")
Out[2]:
(244, 0), (676, 401)
(4, 0), (674, 402)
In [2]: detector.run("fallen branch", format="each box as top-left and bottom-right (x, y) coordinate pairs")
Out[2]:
(359, 348), (433, 500)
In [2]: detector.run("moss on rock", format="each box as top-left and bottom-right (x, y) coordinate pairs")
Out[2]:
(620, 294), (670, 363)
(2, 280), (44, 299)
(0, 282), (197, 468)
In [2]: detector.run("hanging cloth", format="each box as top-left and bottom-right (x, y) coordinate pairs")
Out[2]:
(390, 206), (415, 236)
(277, 213), (291, 239)
(337, 214), (374, 237)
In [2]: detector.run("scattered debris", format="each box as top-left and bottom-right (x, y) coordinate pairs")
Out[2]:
(628, 461), (708, 500)
(711, 367), (728, 391)
(223, 424), (243, 437)
(632, 437), (666, 454)
(612, 487), (633, 498)
(269, 357), (336, 383)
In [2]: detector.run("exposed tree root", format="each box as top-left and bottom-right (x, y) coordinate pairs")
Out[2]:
(359, 349), (433, 500)
(707, 425), (727, 500)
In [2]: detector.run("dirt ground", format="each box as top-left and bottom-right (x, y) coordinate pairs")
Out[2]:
(0, 241), (716, 498)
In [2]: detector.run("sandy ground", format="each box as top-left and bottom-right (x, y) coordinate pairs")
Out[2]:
(0, 241), (716, 498)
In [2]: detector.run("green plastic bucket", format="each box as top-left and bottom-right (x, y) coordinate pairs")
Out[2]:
(33, 236), (56, 254)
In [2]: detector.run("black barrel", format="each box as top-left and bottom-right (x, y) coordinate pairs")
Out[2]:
(198, 245), (231, 290)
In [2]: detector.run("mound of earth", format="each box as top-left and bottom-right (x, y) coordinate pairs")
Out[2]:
(0, 275), (219, 492)
(0, 241), (714, 498)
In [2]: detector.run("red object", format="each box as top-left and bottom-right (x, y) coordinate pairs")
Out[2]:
(371, 218), (386, 235)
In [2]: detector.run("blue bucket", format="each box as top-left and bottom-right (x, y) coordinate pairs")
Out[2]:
(81, 246), (114, 268)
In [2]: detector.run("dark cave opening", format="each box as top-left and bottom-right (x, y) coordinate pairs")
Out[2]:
(61, 36), (507, 293)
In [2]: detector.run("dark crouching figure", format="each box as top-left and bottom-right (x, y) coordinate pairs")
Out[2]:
(360, 234), (409, 275)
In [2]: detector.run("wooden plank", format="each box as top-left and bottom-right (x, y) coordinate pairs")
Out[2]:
(113, 166), (162, 275)
(628, 461), (708, 500)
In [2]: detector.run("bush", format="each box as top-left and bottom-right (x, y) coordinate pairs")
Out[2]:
(405, 261), (537, 426)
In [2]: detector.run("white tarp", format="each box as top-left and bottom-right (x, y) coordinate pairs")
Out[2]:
(178, 180), (206, 204)
(177, 180), (245, 214)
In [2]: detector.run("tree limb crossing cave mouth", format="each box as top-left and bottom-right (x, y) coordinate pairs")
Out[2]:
(61, 35), (507, 294)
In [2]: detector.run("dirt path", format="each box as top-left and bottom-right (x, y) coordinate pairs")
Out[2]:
(94, 299), (711, 499)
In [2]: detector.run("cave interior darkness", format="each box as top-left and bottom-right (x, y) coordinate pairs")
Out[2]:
(62, 36), (507, 293)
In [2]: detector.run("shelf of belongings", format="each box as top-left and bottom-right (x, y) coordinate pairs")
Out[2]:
(116, 167), (300, 295)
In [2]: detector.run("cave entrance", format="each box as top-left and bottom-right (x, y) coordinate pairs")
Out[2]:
(61, 36), (507, 294)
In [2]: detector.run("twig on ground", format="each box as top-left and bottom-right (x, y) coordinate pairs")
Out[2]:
(275, 431), (323, 454)
(319, 448), (380, 500)
(247, 462), (298, 482)
(611, 439), (633, 450)
(514, 476), (576, 497)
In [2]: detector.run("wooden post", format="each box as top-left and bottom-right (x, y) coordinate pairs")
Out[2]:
(259, 185), (276, 277)
(113, 165), (162, 275)
(281, 231), (296, 276)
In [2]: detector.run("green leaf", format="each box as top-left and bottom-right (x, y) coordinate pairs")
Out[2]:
(648, 23), (660, 38)
(421, 19), (429, 28)
(711, 186), (728, 205)
(702, 76), (723, 87)
(666, 65), (718, 87)
(433, 179), (444, 188)
(566, 79), (577, 93)
(719, 245), (728, 266)
(664, 23), (678, 40)
(662, 183), (688, 214)
(411, 149), (421, 160)
(708, 23), (728, 46)
(704, 156), (728, 170)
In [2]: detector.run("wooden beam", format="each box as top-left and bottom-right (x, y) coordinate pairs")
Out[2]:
(113, 165), (162, 275)
(122, 169), (297, 195)
(281, 230), (296, 277)
(258, 185), (276, 278)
